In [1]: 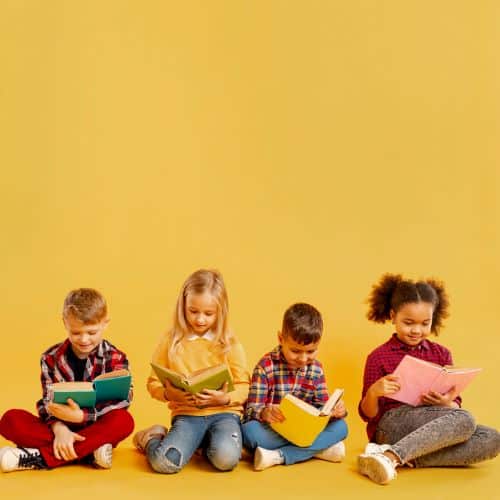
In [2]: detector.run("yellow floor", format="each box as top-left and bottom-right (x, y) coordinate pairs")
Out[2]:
(2, 417), (499, 500)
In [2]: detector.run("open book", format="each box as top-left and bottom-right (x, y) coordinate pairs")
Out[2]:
(151, 363), (234, 394)
(49, 369), (131, 408)
(270, 388), (344, 447)
(390, 355), (481, 406)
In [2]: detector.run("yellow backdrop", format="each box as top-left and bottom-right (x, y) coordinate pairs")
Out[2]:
(1, 1), (498, 499)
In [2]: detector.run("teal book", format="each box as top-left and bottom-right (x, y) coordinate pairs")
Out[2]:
(50, 369), (131, 408)
(151, 363), (234, 394)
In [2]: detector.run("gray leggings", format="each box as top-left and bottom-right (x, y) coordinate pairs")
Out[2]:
(375, 405), (500, 467)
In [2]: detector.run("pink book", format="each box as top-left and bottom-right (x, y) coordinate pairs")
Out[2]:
(390, 355), (482, 406)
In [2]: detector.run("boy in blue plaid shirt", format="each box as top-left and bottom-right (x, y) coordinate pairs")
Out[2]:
(242, 303), (348, 470)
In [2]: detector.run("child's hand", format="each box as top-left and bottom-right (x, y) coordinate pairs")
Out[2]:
(163, 380), (198, 405)
(261, 405), (285, 424)
(194, 382), (230, 407)
(421, 386), (459, 407)
(369, 375), (401, 398)
(330, 399), (347, 419)
(51, 421), (85, 461)
(48, 399), (84, 423)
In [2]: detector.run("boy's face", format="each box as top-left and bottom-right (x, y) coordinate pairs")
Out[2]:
(64, 313), (109, 359)
(391, 301), (433, 347)
(278, 332), (320, 369)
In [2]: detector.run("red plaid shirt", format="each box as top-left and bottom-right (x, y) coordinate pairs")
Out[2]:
(37, 338), (131, 424)
(359, 334), (462, 440)
(244, 346), (329, 422)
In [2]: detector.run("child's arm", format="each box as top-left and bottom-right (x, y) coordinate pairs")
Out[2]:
(147, 335), (171, 402)
(37, 354), (60, 423)
(359, 352), (401, 420)
(360, 374), (400, 418)
(244, 364), (271, 421)
(223, 339), (250, 406)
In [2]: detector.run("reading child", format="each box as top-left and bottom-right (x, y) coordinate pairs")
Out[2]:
(133, 269), (250, 473)
(242, 303), (348, 471)
(358, 274), (500, 485)
(0, 288), (134, 472)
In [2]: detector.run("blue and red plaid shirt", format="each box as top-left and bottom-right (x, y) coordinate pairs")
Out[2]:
(244, 346), (330, 422)
(37, 338), (132, 424)
(359, 334), (462, 440)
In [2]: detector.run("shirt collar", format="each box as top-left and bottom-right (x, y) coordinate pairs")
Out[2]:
(185, 330), (216, 342)
(389, 333), (430, 352)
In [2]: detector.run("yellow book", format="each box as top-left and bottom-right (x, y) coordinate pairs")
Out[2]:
(270, 388), (344, 447)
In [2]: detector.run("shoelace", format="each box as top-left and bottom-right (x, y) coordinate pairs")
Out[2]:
(17, 448), (45, 469)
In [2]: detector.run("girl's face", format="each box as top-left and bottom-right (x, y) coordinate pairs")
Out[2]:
(391, 301), (434, 347)
(185, 292), (218, 335)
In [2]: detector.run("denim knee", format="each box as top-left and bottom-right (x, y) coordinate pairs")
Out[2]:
(207, 445), (240, 471)
(207, 431), (241, 471)
(148, 445), (183, 474)
(241, 421), (260, 450)
(454, 409), (476, 438)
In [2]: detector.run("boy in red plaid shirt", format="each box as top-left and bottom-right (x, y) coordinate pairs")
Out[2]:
(242, 303), (348, 470)
(0, 288), (134, 472)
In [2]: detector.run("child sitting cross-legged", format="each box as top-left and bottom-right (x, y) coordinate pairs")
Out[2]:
(242, 303), (348, 471)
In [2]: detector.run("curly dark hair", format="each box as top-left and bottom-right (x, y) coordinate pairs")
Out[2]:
(282, 303), (323, 345)
(366, 273), (450, 334)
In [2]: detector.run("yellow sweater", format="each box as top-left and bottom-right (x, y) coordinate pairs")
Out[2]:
(147, 333), (250, 418)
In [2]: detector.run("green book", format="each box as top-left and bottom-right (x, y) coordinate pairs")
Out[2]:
(50, 369), (131, 408)
(151, 363), (234, 394)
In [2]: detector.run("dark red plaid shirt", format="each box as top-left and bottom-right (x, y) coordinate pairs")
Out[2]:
(37, 338), (131, 424)
(359, 334), (461, 440)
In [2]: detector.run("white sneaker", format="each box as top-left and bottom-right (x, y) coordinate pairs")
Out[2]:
(133, 424), (168, 453)
(254, 447), (284, 471)
(0, 447), (46, 473)
(358, 452), (397, 485)
(93, 443), (113, 469)
(364, 442), (393, 455)
(315, 441), (345, 462)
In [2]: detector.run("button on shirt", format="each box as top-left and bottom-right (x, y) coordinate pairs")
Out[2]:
(358, 334), (462, 440)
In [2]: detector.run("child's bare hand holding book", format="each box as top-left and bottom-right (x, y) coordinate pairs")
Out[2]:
(163, 379), (231, 408)
(48, 398), (84, 424)
(421, 386), (460, 408)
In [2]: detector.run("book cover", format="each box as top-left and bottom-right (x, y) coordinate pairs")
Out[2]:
(50, 370), (131, 408)
(51, 381), (97, 408)
(94, 370), (132, 402)
(151, 363), (234, 394)
(270, 388), (344, 447)
(390, 355), (482, 406)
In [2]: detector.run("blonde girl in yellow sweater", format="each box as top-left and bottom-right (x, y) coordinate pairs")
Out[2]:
(133, 269), (250, 473)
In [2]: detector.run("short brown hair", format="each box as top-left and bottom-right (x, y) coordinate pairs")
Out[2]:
(63, 288), (107, 324)
(282, 303), (323, 345)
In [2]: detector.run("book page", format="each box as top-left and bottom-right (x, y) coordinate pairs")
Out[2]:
(320, 388), (344, 415)
(284, 394), (321, 416)
(94, 369), (130, 380)
(51, 381), (93, 391)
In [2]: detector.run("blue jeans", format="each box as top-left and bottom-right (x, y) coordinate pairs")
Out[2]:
(242, 419), (348, 465)
(146, 413), (242, 474)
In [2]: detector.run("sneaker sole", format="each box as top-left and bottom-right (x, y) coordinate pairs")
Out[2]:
(358, 454), (393, 485)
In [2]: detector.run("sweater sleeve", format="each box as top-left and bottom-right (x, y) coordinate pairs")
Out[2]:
(146, 334), (170, 402)
(225, 340), (250, 407)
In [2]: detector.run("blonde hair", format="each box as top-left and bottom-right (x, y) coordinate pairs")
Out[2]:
(63, 288), (107, 324)
(168, 269), (232, 359)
